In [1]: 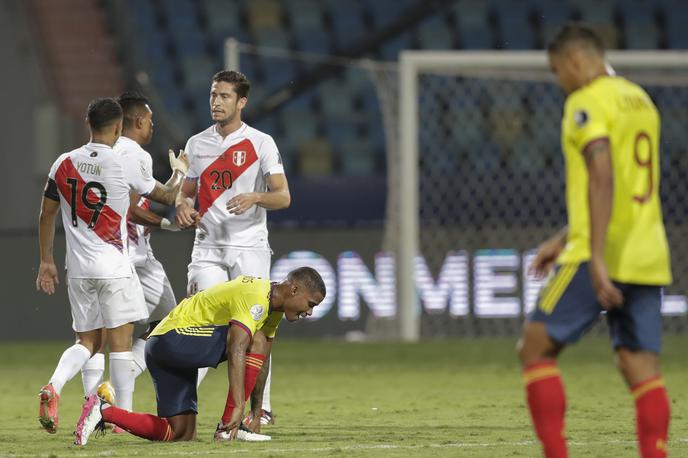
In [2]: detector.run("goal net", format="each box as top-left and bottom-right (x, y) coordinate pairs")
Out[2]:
(386, 51), (688, 341)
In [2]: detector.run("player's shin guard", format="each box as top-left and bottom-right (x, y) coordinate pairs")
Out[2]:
(110, 352), (135, 412)
(81, 353), (105, 396)
(102, 405), (172, 441)
(131, 339), (147, 379)
(632, 376), (670, 458)
(262, 355), (272, 412)
(221, 353), (266, 424)
(523, 361), (568, 458)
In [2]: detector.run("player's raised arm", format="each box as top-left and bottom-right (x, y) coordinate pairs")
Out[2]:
(36, 192), (61, 295)
(218, 324), (251, 439)
(584, 140), (623, 309)
(145, 150), (189, 207)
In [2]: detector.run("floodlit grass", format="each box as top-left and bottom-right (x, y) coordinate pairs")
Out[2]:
(1, 336), (686, 457)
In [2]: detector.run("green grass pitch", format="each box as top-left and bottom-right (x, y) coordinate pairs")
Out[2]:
(1, 336), (687, 457)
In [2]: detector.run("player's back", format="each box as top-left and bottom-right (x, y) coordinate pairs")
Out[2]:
(50, 142), (136, 278)
(114, 136), (154, 265)
(150, 275), (271, 336)
(562, 76), (671, 285)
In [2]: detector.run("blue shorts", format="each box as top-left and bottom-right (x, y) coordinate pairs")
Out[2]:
(529, 262), (663, 353)
(145, 325), (229, 418)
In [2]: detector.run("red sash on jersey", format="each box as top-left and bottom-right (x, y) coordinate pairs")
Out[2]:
(198, 139), (258, 217)
(55, 158), (124, 251)
(127, 198), (151, 245)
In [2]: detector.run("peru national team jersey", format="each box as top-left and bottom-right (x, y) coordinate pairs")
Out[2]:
(185, 123), (285, 248)
(149, 275), (284, 338)
(558, 75), (671, 285)
(114, 136), (154, 266)
(48, 142), (156, 278)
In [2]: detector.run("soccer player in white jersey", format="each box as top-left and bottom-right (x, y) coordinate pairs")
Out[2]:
(175, 70), (290, 425)
(78, 92), (190, 414)
(36, 98), (182, 434)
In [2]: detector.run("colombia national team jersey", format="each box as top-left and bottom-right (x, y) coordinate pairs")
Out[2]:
(558, 75), (671, 285)
(184, 123), (285, 249)
(150, 276), (283, 338)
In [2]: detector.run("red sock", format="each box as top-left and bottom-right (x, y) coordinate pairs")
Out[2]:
(632, 376), (670, 458)
(221, 353), (266, 424)
(102, 405), (173, 441)
(523, 361), (568, 458)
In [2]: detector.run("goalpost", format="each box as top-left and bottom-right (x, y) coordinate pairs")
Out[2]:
(396, 51), (688, 342)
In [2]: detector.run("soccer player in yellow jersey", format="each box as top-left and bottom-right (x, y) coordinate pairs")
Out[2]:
(517, 24), (671, 458)
(73, 267), (325, 445)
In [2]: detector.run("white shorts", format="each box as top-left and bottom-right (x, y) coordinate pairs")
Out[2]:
(67, 272), (148, 332)
(135, 256), (177, 324)
(187, 246), (272, 295)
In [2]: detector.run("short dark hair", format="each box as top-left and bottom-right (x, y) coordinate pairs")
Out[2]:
(117, 92), (150, 130)
(86, 98), (123, 131)
(547, 23), (605, 55)
(288, 267), (326, 298)
(212, 70), (250, 99)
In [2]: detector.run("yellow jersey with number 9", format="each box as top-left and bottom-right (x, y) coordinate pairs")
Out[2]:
(557, 75), (671, 285)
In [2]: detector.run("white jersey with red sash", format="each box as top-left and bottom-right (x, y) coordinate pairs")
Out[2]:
(184, 123), (285, 248)
(48, 141), (156, 278)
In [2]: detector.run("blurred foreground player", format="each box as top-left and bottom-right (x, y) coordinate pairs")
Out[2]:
(74, 267), (325, 445)
(517, 24), (672, 458)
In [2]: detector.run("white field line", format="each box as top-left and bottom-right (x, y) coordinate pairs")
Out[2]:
(2, 438), (688, 457)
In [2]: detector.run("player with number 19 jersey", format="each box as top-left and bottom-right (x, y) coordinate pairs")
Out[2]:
(558, 75), (671, 285)
(48, 141), (156, 279)
(184, 123), (284, 249)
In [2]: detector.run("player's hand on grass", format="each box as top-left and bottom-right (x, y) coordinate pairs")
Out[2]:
(168, 149), (189, 174)
(590, 257), (623, 310)
(226, 193), (258, 215)
(529, 234), (566, 279)
(242, 411), (262, 433)
(36, 262), (59, 295)
(175, 202), (199, 229)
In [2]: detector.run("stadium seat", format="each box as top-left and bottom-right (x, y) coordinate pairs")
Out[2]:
(246, 0), (283, 31)
(253, 26), (291, 49)
(339, 139), (377, 176)
(380, 31), (415, 61)
(203, 0), (245, 39)
(327, 1), (367, 50)
(283, 0), (324, 32)
(535, 2), (575, 46)
(416, 14), (455, 50)
(318, 80), (355, 118)
(664, 3), (688, 48)
(181, 55), (216, 90)
(452, 0), (494, 49)
(297, 138), (334, 176)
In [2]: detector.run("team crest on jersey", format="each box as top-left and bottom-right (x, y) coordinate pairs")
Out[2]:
(574, 109), (589, 128)
(233, 151), (247, 166)
(250, 304), (264, 321)
(139, 160), (152, 179)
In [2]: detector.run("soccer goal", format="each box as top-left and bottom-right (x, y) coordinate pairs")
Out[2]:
(392, 50), (688, 342)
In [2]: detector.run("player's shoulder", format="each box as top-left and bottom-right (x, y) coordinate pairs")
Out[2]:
(186, 125), (217, 149)
(113, 136), (151, 160)
(243, 123), (275, 147)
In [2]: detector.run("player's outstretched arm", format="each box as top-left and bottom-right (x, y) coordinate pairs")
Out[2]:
(218, 325), (251, 440)
(127, 193), (180, 231)
(144, 150), (189, 207)
(36, 196), (60, 294)
(226, 173), (291, 215)
(584, 140), (623, 309)
(246, 338), (273, 433)
(175, 178), (199, 228)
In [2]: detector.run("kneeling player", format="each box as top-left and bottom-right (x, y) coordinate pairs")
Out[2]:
(73, 267), (325, 445)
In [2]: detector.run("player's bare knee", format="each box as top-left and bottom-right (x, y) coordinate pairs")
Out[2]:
(615, 347), (659, 386)
(517, 322), (560, 366)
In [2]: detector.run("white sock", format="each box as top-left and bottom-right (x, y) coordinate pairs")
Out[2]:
(262, 354), (272, 412)
(197, 367), (209, 388)
(48, 343), (92, 395)
(110, 352), (135, 411)
(81, 352), (105, 396)
(131, 338), (147, 379)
